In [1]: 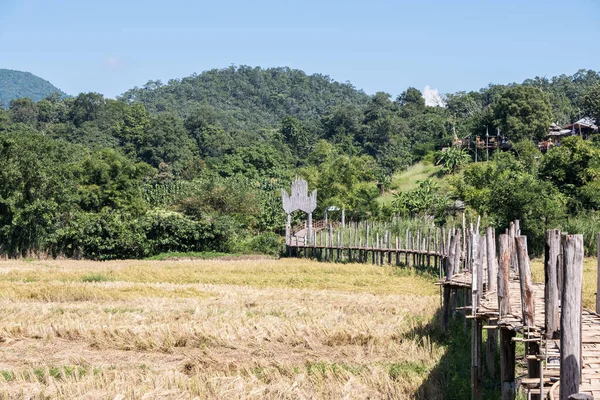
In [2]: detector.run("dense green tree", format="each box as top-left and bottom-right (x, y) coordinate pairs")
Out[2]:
(493, 85), (553, 141)
(9, 98), (38, 125)
(136, 112), (197, 172)
(581, 84), (600, 124)
(280, 115), (314, 161)
(540, 136), (600, 210)
(70, 92), (107, 127)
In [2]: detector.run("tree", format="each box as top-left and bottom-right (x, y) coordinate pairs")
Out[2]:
(493, 85), (553, 142)
(280, 115), (313, 161)
(69, 92), (107, 127)
(581, 84), (600, 124)
(138, 112), (197, 172)
(9, 98), (38, 125)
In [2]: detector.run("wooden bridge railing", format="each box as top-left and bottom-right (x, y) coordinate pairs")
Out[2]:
(286, 219), (462, 271)
(440, 221), (593, 400)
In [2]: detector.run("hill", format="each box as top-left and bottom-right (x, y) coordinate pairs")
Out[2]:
(0, 69), (66, 107)
(120, 65), (371, 131)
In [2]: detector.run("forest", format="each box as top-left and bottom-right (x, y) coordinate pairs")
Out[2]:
(1, 65), (600, 259)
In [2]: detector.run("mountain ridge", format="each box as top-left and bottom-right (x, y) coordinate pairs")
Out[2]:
(0, 68), (66, 107)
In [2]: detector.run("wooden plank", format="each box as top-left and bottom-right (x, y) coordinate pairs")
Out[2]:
(561, 234), (584, 400)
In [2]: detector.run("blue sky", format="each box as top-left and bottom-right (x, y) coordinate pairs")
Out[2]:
(0, 0), (598, 99)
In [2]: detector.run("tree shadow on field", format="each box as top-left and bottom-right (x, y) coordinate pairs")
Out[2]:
(405, 307), (502, 400)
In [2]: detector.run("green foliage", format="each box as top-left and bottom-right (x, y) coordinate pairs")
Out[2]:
(455, 151), (566, 254)
(120, 66), (371, 132)
(435, 147), (471, 174)
(539, 136), (600, 211)
(493, 85), (553, 141)
(242, 232), (282, 256)
(392, 180), (450, 218)
(1, 66), (600, 259)
(582, 84), (600, 127)
(146, 251), (233, 260)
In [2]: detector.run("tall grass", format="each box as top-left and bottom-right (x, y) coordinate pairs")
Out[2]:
(561, 212), (600, 256)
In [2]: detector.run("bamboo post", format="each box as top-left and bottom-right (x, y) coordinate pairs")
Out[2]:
(498, 234), (511, 318)
(442, 234), (458, 331)
(479, 235), (486, 292)
(471, 232), (482, 400)
(454, 230), (462, 272)
(482, 229), (497, 379)
(516, 236), (539, 399)
(427, 229), (432, 267)
(462, 212), (466, 263)
(405, 229), (409, 267)
(486, 227), (497, 292)
(500, 328), (516, 400)
(545, 229), (561, 339)
(560, 234), (584, 400)
(516, 236), (535, 326)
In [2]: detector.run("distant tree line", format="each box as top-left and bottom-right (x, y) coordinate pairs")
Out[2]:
(0, 66), (599, 258)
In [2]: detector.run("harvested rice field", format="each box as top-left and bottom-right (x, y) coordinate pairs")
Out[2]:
(0, 258), (456, 399)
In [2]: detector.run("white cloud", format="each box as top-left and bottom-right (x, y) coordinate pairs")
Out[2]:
(106, 56), (124, 69)
(423, 85), (446, 107)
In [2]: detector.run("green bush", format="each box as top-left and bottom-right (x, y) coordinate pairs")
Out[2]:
(246, 232), (282, 256)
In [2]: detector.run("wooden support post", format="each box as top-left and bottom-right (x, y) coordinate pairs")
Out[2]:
(486, 318), (497, 380)
(484, 228), (498, 380)
(516, 236), (535, 326)
(427, 229), (432, 267)
(486, 227), (497, 292)
(498, 234), (511, 318)
(454, 230), (462, 272)
(500, 328), (516, 400)
(560, 234), (584, 400)
(471, 233), (482, 400)
(462, 212), (466, 264)
(442, 234), (458, 331)
(479, 235), (486, 293)
(545, 229), (561, 339)
(442, 285), (451, 331)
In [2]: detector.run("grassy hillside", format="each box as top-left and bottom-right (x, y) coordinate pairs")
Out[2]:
(378, 162), (448, 206)
(0, 69), (66, 106)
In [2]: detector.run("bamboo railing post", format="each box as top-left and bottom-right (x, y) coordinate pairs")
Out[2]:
(516, 236), (539, 399)
(486, 227), (497, 292)
(454, 230), (462, 272)
(545, 229), (561, 339)
(442, 234), (458, 331)
(500, 328), (516, 400)
(479, 235), (487, 292)
(405, 229), (409, 267)
(516, 236), (535, 326)
(427, 229), (432, 267)
(471, 232), (482, 400)
(498, 234), (512, 318)
(498, 234), (515, 400)
(480, 228), (497, 379)
(560, 235), (584, 400)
